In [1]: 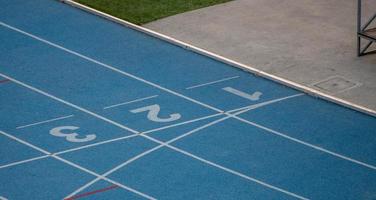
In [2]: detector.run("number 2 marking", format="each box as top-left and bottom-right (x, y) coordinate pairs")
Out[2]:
(223, 87), (262, 101)
(49, 126), (96, 143)
(130, 104), (181, 123)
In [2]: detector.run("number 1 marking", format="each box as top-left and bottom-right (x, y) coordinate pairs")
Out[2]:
(130, 104), (181, 123)
(223, 87), (262, 101)
(50, 126), (96, 143)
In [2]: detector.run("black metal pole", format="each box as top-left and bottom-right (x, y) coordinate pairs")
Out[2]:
(357, 0), (362, 56)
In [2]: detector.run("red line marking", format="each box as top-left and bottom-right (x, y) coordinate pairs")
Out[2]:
(64, 184), (119, 200)
(0, 79), (10, 84)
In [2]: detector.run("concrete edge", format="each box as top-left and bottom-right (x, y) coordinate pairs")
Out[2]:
(60, 0), (376, 117)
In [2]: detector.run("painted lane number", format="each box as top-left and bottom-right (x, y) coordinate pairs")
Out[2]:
(223, 87), (262, 101)
(130, 104), (181, 123)
(49, 126), (96, 143)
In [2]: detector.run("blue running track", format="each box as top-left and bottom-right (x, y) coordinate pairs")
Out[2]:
(0, 0), (376, 199)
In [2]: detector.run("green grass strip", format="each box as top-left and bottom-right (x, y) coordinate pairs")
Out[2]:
(76, 0), (232, 25)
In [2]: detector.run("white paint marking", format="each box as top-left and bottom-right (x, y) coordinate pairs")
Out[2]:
(103, 95), (158, 109)
(0, 21), (223, 113)
(130, 104), (181, 123)
(0, 155), (50, 169)
(50, 126), (96, 143)
(0, 196), (8, 200)
(223, 87), (262, 101)
(16, 115), (74, 129)
(185, 76), (240, 89)
(0, 130), (156, 200)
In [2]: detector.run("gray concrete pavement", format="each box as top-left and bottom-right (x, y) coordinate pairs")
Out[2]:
(145, 0), (376, 111)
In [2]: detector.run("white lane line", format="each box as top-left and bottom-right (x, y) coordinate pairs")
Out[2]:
(103, 95), (158, 110)
(16, 115), (74, 129)
(185, 76), (240, 90)
(0, 130), (50, 155)
(67, 94), (306, 199)
(0, 130), (156, 200)
(0, 73), (139, 135)
(229, 115), (376, 171)
(0, 21), (223, 113)
(0, 155), (50, 169)
(228, 93), (304, 114)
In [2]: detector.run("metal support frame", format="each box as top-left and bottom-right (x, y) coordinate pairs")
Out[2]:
(357, 0), (376, 56)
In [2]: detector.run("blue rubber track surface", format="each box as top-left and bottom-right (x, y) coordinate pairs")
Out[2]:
(0, 0), (375, 199)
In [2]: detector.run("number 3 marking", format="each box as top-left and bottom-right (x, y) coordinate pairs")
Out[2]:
(130, 104), (181, 123)
(50, 126), (96, 143)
